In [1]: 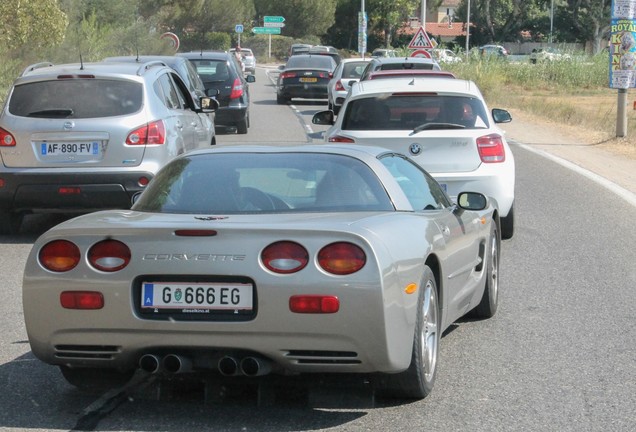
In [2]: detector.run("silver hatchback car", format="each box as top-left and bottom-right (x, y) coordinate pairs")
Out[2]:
(0, 61), (217, 234)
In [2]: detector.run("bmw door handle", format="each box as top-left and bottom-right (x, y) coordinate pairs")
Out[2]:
(176, 121), (183, 130)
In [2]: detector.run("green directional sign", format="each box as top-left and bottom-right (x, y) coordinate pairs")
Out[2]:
(264, 16), (285, 23)
(252, 26), (281, 35)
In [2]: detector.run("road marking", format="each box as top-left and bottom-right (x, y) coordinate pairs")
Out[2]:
(516, 142), (636, 208)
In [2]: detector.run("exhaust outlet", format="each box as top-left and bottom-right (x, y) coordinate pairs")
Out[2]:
(218, 356), (239, 376)
(240, 356), (272, 377)
(163, 354), (193, 374)
(139, 354), (162, 373)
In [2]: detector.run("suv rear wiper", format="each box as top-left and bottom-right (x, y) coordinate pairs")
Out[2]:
(27, 109), (74, 118)
(410, 122), (466, 135)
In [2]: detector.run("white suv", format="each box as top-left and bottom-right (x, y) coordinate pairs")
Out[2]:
(0, 61), (217, 235)
(313, 77), (516, 239)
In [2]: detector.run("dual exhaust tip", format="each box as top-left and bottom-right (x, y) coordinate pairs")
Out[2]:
(138, 353), (271, 377)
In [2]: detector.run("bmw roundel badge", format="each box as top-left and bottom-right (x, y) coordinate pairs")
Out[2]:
(409, 143), (422, 155)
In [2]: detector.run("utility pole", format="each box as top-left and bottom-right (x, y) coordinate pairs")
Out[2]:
(465, 0), (471, 58)
(421, 0), (427, 31)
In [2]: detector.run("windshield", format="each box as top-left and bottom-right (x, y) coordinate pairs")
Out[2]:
(9, 79), (142, 118)
(134, 152), (394, 214)
(342, 95), (490, 131)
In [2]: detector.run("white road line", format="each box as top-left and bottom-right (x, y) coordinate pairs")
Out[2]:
(516, 142), (636, 208)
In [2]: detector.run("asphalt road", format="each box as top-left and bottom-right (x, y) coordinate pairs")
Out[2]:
(0, 66), (634, 432)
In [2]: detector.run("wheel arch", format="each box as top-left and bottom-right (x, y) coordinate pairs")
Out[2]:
(424, 253), (443, 324)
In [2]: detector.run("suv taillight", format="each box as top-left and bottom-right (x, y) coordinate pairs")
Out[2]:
(126, 120), (166, 145)
(230, 78), (243, 99)
(476, 134), (506, 163)
(0, 127), (16, 146)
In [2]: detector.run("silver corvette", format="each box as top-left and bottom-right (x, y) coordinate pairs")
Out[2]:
(23, 144), (501, 400)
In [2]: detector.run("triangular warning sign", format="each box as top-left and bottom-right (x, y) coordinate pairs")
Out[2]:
(408, 26), (433, 49)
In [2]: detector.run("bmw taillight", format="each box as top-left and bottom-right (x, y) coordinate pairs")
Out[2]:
(126, 120), (166, 145)
(318, 242), (366, 275)
(88, 240), (131, 272)
(289, 295), (340, 313)
(60, 291), (104, 309)
(0, 127), (16, 147)
(230, 78), (243, 99)
(261, 241), (309, 274)
(328, 135), (355, 143)
(280, 72), (297, 79)
(477, 134), (506, 163)
(39, 240), (81, 272)
(335, 80), (345, 91)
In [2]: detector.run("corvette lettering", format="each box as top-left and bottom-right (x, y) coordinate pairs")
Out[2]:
(142, 254), (246, 261)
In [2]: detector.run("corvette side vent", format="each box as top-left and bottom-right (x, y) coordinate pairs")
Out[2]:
(54, 345), (121, 360)
(284, 350), (361, 365)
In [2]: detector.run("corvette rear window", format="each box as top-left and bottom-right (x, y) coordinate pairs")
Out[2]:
(9, 79), (143, 118)
(134, 152), (394, 214)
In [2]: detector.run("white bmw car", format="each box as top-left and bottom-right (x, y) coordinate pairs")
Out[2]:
(313, 77), (516, 239)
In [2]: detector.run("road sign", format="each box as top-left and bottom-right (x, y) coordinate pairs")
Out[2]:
(264, 16), (285, 23)
(264, 22), (285, 28)
(235, 24), (244, 33)
(410, 49), (432, 58)
(252, 27), (281, 35)
(408, 26), (433, 49)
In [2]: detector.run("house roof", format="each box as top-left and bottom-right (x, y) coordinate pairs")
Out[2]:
(399, 22), (467, 38)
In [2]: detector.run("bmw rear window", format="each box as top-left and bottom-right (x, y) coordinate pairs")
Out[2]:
(9, 79), (143, 118)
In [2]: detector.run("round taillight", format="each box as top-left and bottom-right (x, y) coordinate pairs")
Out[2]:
(318, 242), (366, 275)
(261, 241), (308, 274)
(88, 240), (131, 272)
(39, 240), (81, 272)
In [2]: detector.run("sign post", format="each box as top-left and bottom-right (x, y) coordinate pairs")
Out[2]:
(235, 24), (243, 46)
(255, 17), (284, 60)
(609, 0), (636, 137)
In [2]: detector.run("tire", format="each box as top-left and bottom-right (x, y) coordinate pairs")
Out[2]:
(500, 202), (514, 239)
(276, 94), (288, 105)
(469, 221), (500, 319)
(60, 366), (135, 393)
(236, 117), (248, 134)
(381, 266), (439, 399)
(0, 210), (24, 235)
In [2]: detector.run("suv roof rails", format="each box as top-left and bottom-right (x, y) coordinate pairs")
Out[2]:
(21, 62), (54, 77)
(136, 60), (168, 76)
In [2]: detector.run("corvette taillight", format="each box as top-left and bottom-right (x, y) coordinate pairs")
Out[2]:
(88, 240), (131, 272)
(318, 242), (366, 275)
(334, 80), (345, 91)
(328, 135), (355, 143)
(126, 120), (166, 145)
(39, 240), (81, 272)
(261, 241), (308, 274)
(60, 291), (104, 309)
(230, 78), (243, 99)
(477, 133), (505, 163)
(289, 295), (340, 313)
(0, 127), (16, 146)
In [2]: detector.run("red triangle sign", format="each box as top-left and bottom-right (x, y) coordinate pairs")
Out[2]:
(408, 26), (433, 49)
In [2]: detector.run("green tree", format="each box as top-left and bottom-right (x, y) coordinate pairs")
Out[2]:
(0, 0), (68, 51)
(366, 0), (419, 48)
(254, 0), (336, 39)
(560, 0), (611, 53)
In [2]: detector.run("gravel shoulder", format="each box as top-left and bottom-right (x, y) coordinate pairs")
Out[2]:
(500, 109), (636, 196)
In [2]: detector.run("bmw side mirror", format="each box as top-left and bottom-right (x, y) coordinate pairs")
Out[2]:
(245, 74), (256, 83)
(312, 110), (335, 125)
(492, 108), (512, 123)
